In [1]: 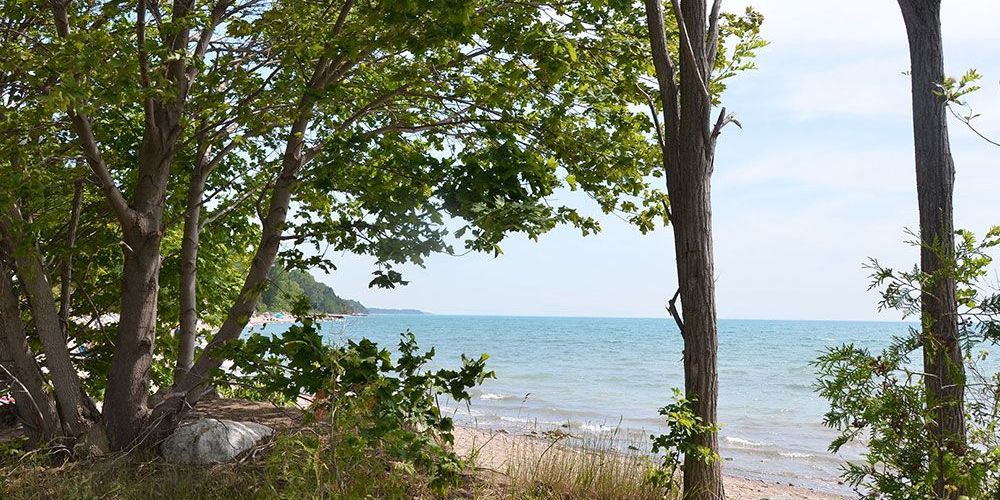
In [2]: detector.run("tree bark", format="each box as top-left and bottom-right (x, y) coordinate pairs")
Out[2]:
(0, 209), (94, 436)
(644, 1), (724, 498)
(175, 163), (207, 383)
(897, 1), (966, 497)
(58, 178), (85, 331)
(96, 0), (198, 450)
(102, 216), (164, 449)
(0, 254), (60, 443)
(148, 98), (318, 439)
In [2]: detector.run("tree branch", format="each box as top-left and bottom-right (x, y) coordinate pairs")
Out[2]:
(68, 112), (134, 225)
(669, 0), (711, 101)
(706, 0), (723, 70)
(667, 287), (684, 338)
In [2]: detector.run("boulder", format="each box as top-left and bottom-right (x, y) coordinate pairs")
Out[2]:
(162, 418), (274, 464)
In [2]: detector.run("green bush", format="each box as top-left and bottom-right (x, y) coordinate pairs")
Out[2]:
(216, 299), (494, 495)
(815, 228), (1000, 498)
(645, 388), (716, 496)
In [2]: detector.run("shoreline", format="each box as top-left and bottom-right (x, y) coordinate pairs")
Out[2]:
(453, 426), (852, 499)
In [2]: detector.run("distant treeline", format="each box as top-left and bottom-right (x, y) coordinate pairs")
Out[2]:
(261, 266), (367, 315)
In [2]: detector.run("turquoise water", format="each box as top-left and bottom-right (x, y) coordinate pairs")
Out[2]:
(250, 315), (912, 493)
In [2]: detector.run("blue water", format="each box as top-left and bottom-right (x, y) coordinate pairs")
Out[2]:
(250, 315), (912, 493)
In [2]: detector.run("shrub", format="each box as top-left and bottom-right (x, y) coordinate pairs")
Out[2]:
(815, 227), (1000, 498)
(217, 300), (494, 495)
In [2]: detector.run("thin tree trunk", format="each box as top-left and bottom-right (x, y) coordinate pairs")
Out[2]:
(676, 2), (722, 497)
(0, 254), (60, 443)
(148, 99), (318, 438)
(175, 165), (207, 383)
(0, 209), (94, 436)
(897, 2), (966, 497)
(59, 178), (85, 331)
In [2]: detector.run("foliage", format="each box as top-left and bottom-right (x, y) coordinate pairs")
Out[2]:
(217, 305), (494, 493)
(645, 388), (719, 494)
(815, 227), (1000, 498)
(261, 265), (366, 315)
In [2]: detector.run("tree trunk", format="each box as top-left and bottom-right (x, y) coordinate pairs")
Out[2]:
(148, 101), (317, 439)
(102, 217), (164, 449)
(897, 1), (966, 496)
(0, 209), (95, 437)
(676, 2), (723, 497)
(0, 255), (60, 443)
(644, 1), (725, 498)
(175, 165), (207, 383)
(102, 110), (180, 449)
(59, 178), (85, 331)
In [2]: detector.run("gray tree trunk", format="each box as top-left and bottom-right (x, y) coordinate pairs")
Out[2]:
(175, 164), (207, 383)
(897, 1), (966, 497)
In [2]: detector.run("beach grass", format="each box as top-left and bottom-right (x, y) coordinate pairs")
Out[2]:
(462, 427), (671, 500)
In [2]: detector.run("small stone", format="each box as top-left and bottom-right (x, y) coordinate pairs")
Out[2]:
(162, 418), (273, 465)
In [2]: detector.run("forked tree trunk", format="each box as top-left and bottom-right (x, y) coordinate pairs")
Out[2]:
(896, 1), (966, 496)
(148, 99), (318, 439)
(644, 1), (725, 498)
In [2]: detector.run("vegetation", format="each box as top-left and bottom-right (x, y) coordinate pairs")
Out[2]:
(0, 0), (996, 499)
(260, 266), (366, 315)
(0, 0), (676, 451)
(816, 228), (1000, 498)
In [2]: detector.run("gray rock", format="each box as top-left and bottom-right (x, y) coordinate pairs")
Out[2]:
(162, 418), (274, 464)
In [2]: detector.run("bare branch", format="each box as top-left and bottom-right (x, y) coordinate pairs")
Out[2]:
(637, 83), (665, 150)
(706, 0), (723, 70)
(669, 0), (711, 101)
(58, 178), (85, 329)
(68, 113), (134, 225)
(667, 288), (684, 338)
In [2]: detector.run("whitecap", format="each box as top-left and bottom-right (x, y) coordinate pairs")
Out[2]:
(724, 436), (769, 447)
(779, 452), (813, 458)
(480, 392), (508, 400)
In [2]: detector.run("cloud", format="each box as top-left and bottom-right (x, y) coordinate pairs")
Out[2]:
(723, 0), (1000, 47)
(777, 58), (912, 120)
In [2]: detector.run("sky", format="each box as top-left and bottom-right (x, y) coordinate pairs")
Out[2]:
(316, 0), (1000, 321)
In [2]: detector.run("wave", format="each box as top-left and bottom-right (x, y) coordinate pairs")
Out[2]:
(498, 415), (563, 426)
(779, 452), (814, 458)
(724, 436), (770, 447)
(480, 392), (511, 400)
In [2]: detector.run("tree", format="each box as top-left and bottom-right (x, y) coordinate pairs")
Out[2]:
(896, 3), (967, 496)
(641, 1), (762, 497)
(1, 0), (661, 451)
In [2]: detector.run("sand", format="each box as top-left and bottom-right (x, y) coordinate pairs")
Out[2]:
(453, 427), (850, 500)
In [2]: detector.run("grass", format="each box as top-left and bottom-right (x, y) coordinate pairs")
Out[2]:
(0, 397), (674, 499)
(467, 427), (673, 500)
(0, 430), (437, 499)
(0, 429), (671, 499)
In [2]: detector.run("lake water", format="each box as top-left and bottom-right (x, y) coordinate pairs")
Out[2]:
(250, 315), (913, 494)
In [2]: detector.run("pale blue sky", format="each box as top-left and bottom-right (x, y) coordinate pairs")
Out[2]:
(318, 0), (1000, 321)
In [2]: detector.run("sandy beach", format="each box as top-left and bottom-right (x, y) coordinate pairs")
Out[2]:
(453, 426), (850, 499)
